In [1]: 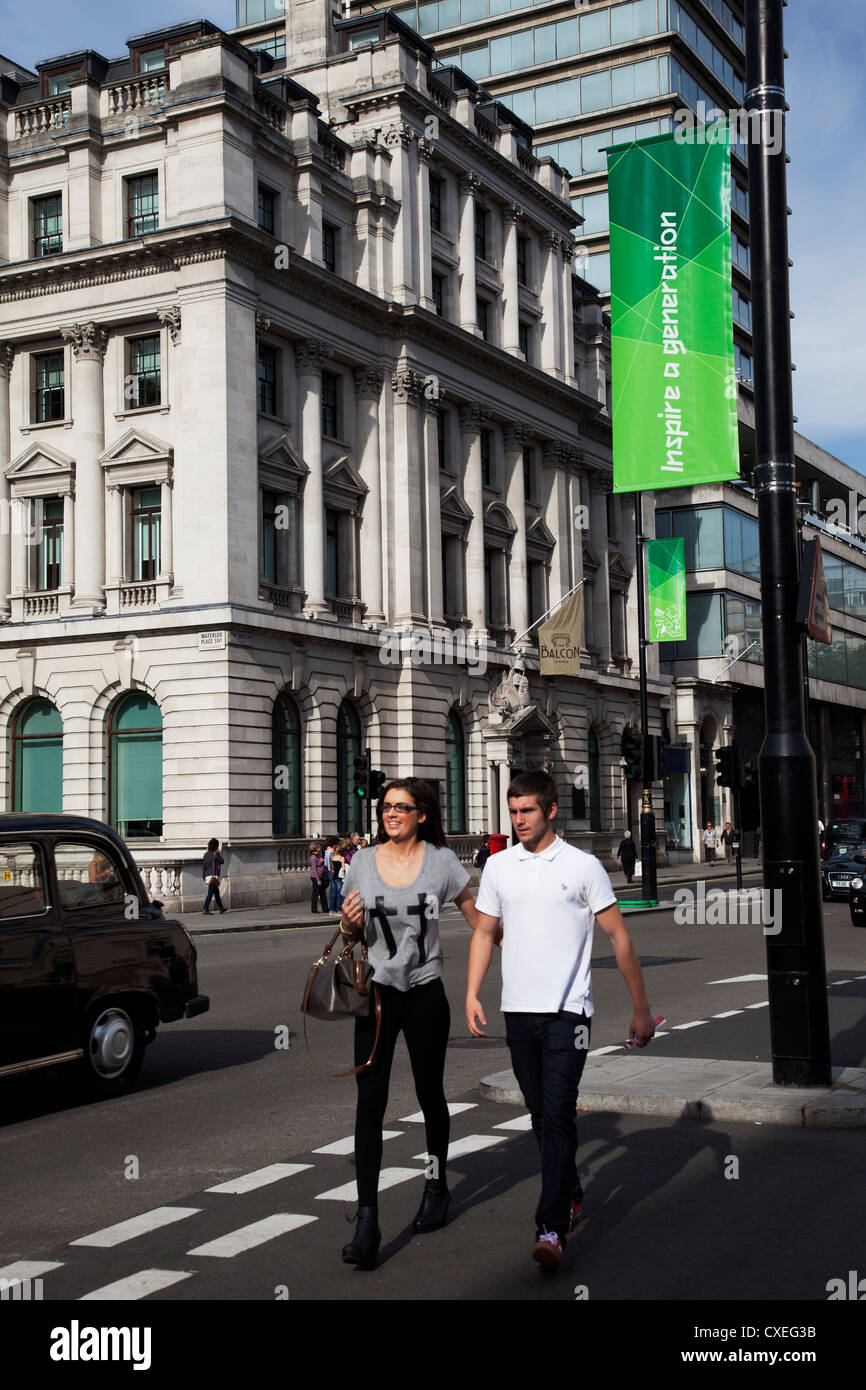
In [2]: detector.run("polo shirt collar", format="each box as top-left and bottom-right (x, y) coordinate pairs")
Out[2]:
(515, 835), (565, 862)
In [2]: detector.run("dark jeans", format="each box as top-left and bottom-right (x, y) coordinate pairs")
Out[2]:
(505, 1009), (591, 1242)
(353, 978), (450, 1207)
(329, 875), (343, 912)
(310, 878), (329, 912)
(203, 880), (223, 911)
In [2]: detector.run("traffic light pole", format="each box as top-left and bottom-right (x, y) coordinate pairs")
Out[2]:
(634, 493), (658, 903)
(746, 0), (830, 1084)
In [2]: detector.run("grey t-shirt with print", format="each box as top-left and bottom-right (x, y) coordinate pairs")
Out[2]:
(342, 843), (470, 991)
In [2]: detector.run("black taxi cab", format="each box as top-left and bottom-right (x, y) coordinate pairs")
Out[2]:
(0, 814), (208, 1097)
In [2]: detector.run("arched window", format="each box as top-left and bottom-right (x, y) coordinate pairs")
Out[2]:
(588, 729), (601, 831)
(12, 698), (62, 812)
(109, 693), (163, 837)
(336, 700), (363, 833)
(445, 709), (466, 833)
(272, 693), (302, 835)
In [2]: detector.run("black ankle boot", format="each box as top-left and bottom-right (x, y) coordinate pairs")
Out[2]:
(412, 1180), (451, 1234)
(342, 1206), (381, 1269)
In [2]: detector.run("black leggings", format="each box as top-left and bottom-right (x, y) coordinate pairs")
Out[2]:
(353, 978), (451, 1207)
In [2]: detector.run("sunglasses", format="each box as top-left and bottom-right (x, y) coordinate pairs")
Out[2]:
(381, 803), (418, 815)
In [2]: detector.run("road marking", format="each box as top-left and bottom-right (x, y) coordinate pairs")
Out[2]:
(652, 1031), (670, 1039)
(188, 1213), (317, 1258)
(71, 1208), (202, 1248)
(745, 1001), (770, 1009)
(709, 974), (768, 984)
(0, 1260), (63, 1281)
(713, 1010), (744, 1018)
(833, 979), (854, 986)
(492, 1114), (533, 1131)
(399, 1102), (476, 1122)
(313, 1132), (402, 1156)
(671, 1021), (709, 1030)
(412, 1134), (506, 1161)
(206, 1164), (312, 1194)
(590, 1045), (623, 1056)
(80, 1269), (195, 1300)
(315, 1168), (424, 1201)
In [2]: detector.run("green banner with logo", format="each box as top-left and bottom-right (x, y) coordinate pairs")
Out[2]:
(607, 129), (739, 494)
(648, 537), (687, 642)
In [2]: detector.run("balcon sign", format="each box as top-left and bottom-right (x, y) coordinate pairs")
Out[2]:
(607, 128), (739, 493)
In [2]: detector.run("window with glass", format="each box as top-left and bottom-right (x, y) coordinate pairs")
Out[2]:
(475, 207), (487, 260)
(733, 288), (752, 331)
(723, 507), (760, 580)
(659, 591), (724, 660)
(445, 709), (466, 833)
(127, 174), (159, 237)
(347, 26), (381, 49)
(732, 180), (749, 219)
(33, 351), (64, 422)
(0, 841), (46, 917)
(432, 272), (444, 316)
(139, 48), (165, 72)
(588, 728), (601, 831)
(127, 335), (161, 408)
(430, 176), (442, 233)
(336, 700), (363, 834)
(517, 235), (528, 286)
(480, 428), (492, 486)
(33, 194), (62, 257)
(326, 509), (339, 596)
(237, 0), (288, 21)
(523, 446), (534, 501)
(725, 595), (762, 664)
(323, 222), (338, 273)
(262, 490), (278, 584)
(257, 185), (275, 235)
(272, 693), (302, 836)
(518, 321), (530, 363)
(476, 298), (490, 342)
(732, 231), (750, 275)
(249, 34), (287, 60)
(132, 486), (161, 581)
(108, 692), (163, 837)
(258, 342), (277, 415)
(36, 498), (63, 590)
(735, 344), (753, 385)
(655, 506), (724, 571)
(528, 559), (547, 628)
(12, 699), (62, 813)
(55, 841), (126, 911)
(573, 191), (609, 238)
(47, 73), (73, 96)
(321, 372), (338, 437)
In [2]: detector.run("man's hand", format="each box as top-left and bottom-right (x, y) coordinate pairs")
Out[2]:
(628, 1005), (657, 1047)
(466, 995), (487, 1037)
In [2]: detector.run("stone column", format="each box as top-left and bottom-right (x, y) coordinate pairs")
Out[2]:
(384, 124), (416, 305)
(106, 484), (123, 584)
(416, 137), (436, 312)
(0, 344), (14, 616)
(540, 234), (563, 378)
(503, 422), (529, 645)
(421, 389), (444, 626)
(61, 322), (107, 611)
(391, 364), (426, 623)
(354, 367), (385, 625)
(589, 472), (614, 671)
(159, 476), (173, 581)
(560, 236), (576, 383)
(459, 403), (489, 632)
(501, 204), (522, 355)
(458, 174), (480, 333)
(294, 339), (330, 616)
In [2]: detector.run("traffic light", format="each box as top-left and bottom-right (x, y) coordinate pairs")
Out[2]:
(648, 734), (664, 783)
(742, 757), (758, 789)
(621, 726), (643, 780)
(353, 751), (371, 800)
(714, 745), (738, 788)
(370, 769), (387, 801)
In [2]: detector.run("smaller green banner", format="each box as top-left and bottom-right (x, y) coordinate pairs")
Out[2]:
(648, 537), (686, 642)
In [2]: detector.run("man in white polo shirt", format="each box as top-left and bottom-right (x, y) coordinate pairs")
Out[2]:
(467, 769), (656, 1272)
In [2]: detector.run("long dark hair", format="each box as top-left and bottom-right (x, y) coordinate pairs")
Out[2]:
(375, 778), (446, 848)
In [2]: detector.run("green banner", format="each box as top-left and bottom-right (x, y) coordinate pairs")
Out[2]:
(648, 537), (687, 643)
(607, 129), (739, 494)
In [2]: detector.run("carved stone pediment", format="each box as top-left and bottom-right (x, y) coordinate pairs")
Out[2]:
(324, 453), (367, 499)
(99, 426), (172, 487)
(260, 434), (309, 495)
(6, 441), (75, 486)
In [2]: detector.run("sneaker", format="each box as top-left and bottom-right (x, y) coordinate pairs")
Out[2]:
(532, 1231), (564, 1272)
(568, 1200), (583, 1233)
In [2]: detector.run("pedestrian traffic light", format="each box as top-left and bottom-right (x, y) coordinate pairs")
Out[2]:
(353, 751), (371, 799)
(621, 726), (643, 780)
(714, 745), (738, 788)
(370, 769), (387, 801)
(743, 758), (758, 789)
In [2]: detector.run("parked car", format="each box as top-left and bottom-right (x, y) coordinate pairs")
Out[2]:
(821, 843), (866, 902)
(822, 819), (866, 860)
(0, 814), (208, 1096)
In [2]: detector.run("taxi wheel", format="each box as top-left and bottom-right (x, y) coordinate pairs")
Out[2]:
(79, 1004), (146, 1098)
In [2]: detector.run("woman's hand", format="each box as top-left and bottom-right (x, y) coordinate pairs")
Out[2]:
(340, 889), (364, 936)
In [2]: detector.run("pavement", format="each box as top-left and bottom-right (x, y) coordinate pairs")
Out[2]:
(177, 855), (866, 1131)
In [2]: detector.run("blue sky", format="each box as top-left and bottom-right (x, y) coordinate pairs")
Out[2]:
(5, 0), (864, 475)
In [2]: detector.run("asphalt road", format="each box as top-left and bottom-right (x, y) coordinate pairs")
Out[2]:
(1, 894), (863, 1304)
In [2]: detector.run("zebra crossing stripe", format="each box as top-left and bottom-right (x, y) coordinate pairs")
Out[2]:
(411, 1134), (505, 1161)
(0, 1260), (63, 1281)
(71, 1208), (202, 1248)
(187, 1214), (317, 1258)
(206, 1164), (312, 1194)
(80, 1269), (195, 1300)
(399, 1102), (476, 1122)
(315, 1167), (424, 1201)
(313, 1132), (402, 1155)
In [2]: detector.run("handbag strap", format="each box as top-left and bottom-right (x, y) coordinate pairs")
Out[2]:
(301, 932), (383, 1079)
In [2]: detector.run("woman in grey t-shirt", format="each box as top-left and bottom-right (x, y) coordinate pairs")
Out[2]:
(338, 777), (477, 1269)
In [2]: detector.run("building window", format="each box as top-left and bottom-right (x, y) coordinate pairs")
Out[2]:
(127, 335), (161, 408)
(33, 194), (62, 257)
(336, 700), (364, 834)
(518, 321), (530, 363)
(257, 185), (276, 235)
(322, 222), (338, 273)
(445, 709), (466, 833)
(127, 173), (159, 237)
(108, 692), (163, 838)
(38, 498), (64, 590)
(262, 490), (278, 584)
(480, 428), (492, 487)
(430, 176), (442, 233)
(139, 48), (165, 72)
(475, 206), (487, 260)
(47, 73), (73, 96)
(325, 508), (353, 599)
(528, 559), (547, 628)
(523, 446), (534, 501)
(132, 486), (161, 581)
(476, 298), (490, 341)
(258, 342), (277, 415)
(33, 351), (64, 422)
(517, 234), (528, 285)
(588, 728), (601, 831)
(321, 372), (338, 438)
(272, 693), (302, 836)
(249, 34), (287, 60)
(12, 699), (63, 813)
(432, 273), (444, 316)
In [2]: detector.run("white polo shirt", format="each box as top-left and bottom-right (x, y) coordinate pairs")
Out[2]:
(475, 835), (617, 1015)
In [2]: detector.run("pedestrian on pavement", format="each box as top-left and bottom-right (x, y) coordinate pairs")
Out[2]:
(337, 776), (479, 1270)
(701, 822), (719, 864)
(328, 838), (345, 913)
(721, 821), (735, 863)
(202, 837), (227, 915)
(473, 834), (491, 870)
(308, 842), (329, 914)
(615, 830), (637, 883)
(466, 770), (656, 1273)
